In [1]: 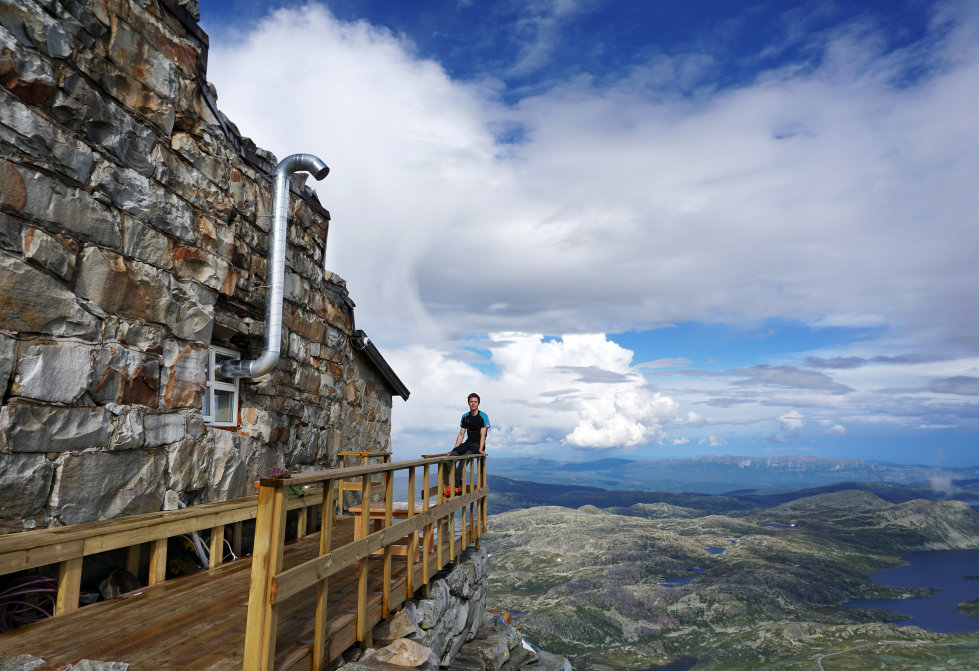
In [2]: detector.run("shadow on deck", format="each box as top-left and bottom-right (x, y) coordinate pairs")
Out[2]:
(1, 516), (458, 670)
(0, 454), (488, 671)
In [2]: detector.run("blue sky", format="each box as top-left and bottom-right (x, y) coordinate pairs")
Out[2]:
(199, 0), (979, 465)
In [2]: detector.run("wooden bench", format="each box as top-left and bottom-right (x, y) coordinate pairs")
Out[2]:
(336, 450), (391, 516)
(347, 502), (431, 558)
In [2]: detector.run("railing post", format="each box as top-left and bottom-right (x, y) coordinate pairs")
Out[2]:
(243, 482), (288, 671)
(313, 480), (338, 671)
(422, 464), (432, 594)
(382, 470), (393, 615)
(56, 557), (82, 614)
(461, 459), (468, 551)
(480, 455), (488, 534)
(126, 544), (141, 578)
(148, 538), (167, 585)
(209, 525), (225, 568)
(357, 474), (372, 647)
(406, 466), (417, 597)
(436, 462), (445, 570)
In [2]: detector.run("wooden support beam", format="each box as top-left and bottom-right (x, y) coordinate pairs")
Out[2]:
(406, 467), (416, 597)
(297, 506), (308, 540)
(148, 538), (167, 586)
(243, 484), (288, 671)
(209, 525), (225, 568)
(313, 481), (337, 671)
(421, 465), (432, 595)
(357, 475), (371, 646)
(382, 471), (393, 616)
(55, 556), (82, 615)
(126, 543), (141, 578)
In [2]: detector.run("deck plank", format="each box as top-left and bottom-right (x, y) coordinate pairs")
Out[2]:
(0, 516), (463, 670)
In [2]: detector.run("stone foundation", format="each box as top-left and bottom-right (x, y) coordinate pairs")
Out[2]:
(344, 547), (571, 671)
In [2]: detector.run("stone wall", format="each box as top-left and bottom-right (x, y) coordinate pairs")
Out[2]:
(350, 547), (571, 670)
(0, 0), (404, 531)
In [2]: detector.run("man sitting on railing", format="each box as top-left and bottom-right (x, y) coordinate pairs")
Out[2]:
(444, 392), (489, 497)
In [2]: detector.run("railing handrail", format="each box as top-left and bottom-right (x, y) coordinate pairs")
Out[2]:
(0, 486), (324, 617)
(257, 452), (483, 488)
(243, 452), (489, 671)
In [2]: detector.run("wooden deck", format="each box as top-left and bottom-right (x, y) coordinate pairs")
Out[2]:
(0, 515), (443, 670)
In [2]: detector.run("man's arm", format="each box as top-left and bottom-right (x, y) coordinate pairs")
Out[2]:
(453, 427), (466, 451)
(479, 427), (487, 454)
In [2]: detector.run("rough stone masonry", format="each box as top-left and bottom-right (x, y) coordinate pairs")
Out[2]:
(0, 0), (407, 532)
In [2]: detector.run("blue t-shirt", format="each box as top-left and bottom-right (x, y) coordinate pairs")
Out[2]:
(460, 411), (490, 446)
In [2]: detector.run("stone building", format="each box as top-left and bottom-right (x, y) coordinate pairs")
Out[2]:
(0, 0), (409, 532)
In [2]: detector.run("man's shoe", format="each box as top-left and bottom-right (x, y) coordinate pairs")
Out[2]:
(454, 487), (463, 496)
(443, 486), (452, 498)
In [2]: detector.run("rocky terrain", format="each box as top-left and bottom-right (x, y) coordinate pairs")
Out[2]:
(482, 491), (979, 670)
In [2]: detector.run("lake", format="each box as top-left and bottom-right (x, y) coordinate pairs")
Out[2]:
(845, 548), (979, 633)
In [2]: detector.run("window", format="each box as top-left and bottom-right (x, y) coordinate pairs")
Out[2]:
(202, 345), (240, 427)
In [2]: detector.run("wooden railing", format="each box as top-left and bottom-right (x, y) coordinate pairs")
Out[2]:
(243, 452), (488, 671)
(0, 488), (325, 616)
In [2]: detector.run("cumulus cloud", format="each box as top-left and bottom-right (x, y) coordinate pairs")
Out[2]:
(208, 2), (979, 348)
(825, 424), (846, 436)
(769, 411), (805, 443)
(384, 332), (681, 456)
(204, 2), (979, 459)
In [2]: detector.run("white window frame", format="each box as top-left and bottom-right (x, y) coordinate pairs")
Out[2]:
(202, 344), (240, 427)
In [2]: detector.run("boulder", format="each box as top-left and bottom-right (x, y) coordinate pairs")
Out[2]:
(91, 345), (160, 407)
(0, 255), (100, 338)
(13, 343), (93, 404)
(23, 226), (77, 281)
(107, 405), (145, 450)
(373, 639), (437, 669)
(159, 341), (205, 409)
(144, 413), (186, 447)
(76, 247), (214, 343)
(50, 449), (166, 525)
(4, 162), (121, 247)
(0, 654), (46, 671)
(0, 92), (96, 183)
(0, 333), (16, 399)
(1, 399), (112, 453)
(0, 452), (55, 519)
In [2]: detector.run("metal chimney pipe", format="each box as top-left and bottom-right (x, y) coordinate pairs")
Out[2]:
(219, 153), (330, 379)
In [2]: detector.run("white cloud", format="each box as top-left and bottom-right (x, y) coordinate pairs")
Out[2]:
(208, 3), (979, 349)
(769, 410), (805, 443)
(205, 3), (979, 459)
(825, 424), (846, 436)
(384, 332), (680, 456)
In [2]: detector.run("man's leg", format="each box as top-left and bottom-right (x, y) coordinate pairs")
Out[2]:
(454, 444), (476, 489)
(443, 445), (464, 492)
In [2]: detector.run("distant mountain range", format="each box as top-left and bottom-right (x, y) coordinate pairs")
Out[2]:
(487, 473), (979, 517)
(488, 455), (979, 495)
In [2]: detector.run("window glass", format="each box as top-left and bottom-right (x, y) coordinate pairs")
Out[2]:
(214, 351), (237, 382)
(203, 345), (240, 427)
(215, 389), (235, 424)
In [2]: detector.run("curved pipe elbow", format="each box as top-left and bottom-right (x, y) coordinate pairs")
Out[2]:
(278, 153), (329, 182)
(218, 153), (329, 380)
